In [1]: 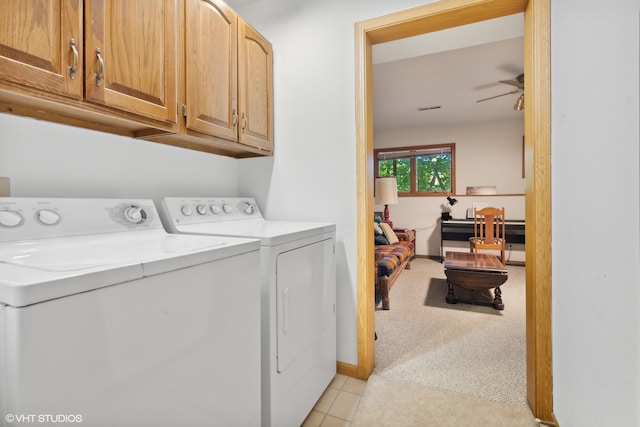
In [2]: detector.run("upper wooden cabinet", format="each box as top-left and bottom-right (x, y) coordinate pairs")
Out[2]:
(0, 0), (272, 157)
(183, 1), (273, 153)
(85, 0), (178, 126)
(238, 18), (273, 152)
(184, 0), (238, 141)
(0, 0), (83, 99)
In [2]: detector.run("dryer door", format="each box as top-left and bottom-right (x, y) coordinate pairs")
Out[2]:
(276, 238), (334, 373)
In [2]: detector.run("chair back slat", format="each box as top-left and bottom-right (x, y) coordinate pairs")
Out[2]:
(471, 207), (506, 263)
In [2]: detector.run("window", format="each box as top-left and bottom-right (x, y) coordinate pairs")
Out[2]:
(375, 143), (455, 196)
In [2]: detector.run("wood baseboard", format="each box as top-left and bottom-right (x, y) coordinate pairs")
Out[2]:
(336, 361), (359, 379)
(415, 254), (439, 260)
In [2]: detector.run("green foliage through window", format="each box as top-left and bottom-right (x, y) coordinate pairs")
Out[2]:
(375, 143), (455, 196)
(416, 153), (451, 191)
(378, 158), (410, 192)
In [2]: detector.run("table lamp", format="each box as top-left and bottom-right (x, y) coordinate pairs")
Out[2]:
(441, 196), (458, 220)
(375, 177), (399, 228)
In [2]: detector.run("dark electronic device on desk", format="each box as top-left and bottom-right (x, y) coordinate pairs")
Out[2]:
(441, 196), (458, 221)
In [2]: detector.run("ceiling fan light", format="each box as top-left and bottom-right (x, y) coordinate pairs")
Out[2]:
(514, 93), (524, 110)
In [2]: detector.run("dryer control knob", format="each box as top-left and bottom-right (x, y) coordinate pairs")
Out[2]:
(0, 210), (23, 227)
(181, 205), (193, 216)
(241, 201), (254, 215)
(123, 205), (147, 224)
(196, 204), (208, 215)
(210, 205), (221, 214)
(222, 204), (233, 214)
(37, 209), (61, 225)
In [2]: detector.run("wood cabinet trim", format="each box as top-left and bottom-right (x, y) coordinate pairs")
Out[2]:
(0, 0), (272, 158)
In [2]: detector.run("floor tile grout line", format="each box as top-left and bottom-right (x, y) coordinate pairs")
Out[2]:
(326, 390), (362, 422)
(303, 375), (368, 426)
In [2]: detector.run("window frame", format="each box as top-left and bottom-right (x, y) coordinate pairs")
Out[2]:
(374, 143), (456, 197)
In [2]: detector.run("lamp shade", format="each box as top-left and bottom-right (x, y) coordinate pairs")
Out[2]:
(375, 177), (399, 205)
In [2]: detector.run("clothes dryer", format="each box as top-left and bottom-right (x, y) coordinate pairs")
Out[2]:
(160, 197), (336, 427)
(0, 198), (261, 427)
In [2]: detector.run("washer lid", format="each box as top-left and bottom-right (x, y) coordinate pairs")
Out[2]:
(174, 219), (336, 246)
(0, 230), (260, 307)
(0, 262), (143, 308)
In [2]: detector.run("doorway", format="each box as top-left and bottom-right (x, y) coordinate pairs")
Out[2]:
(352, 0), (552, 421)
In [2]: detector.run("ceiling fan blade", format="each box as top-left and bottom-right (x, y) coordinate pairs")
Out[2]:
(476, 89), (520, 103)
(473, 81), (502, 91)
(499, 73), (525, 89)
(499, 80), (524, 90)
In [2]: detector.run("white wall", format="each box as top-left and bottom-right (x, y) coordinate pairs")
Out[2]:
(551, 1), (640, 426)
(233, 0), (431, 365)
(0, 114), (240, 204)
(374, 118), (525, 258)
(376, 118), (525, 195)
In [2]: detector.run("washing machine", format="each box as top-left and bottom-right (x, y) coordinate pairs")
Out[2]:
(0, 198), (262, 427)
(160, 197), (336, 427)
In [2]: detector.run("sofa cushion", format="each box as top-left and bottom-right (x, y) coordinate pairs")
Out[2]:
(379, 222), (399, 244)
(375, 234), (390, 245)
(374, 222), (384, 235)
(377, 254), (401, 276)
(375, 241), (414, 277)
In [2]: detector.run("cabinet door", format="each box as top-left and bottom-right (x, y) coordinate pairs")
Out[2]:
(85, 0), (178, 126)
(238, 19), (273, 152)
(184, 0), (238, 140)
(0, 0), (83, 99)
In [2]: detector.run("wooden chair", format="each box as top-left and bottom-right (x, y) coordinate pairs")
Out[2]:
(469, 206), (506, 263)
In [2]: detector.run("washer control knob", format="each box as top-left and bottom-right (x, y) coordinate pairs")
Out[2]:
(123, 205), (147, 224)
(0, 210), (23, 227)
(37, 209), (61, 225)
(210, 205), (221, 214)
(222, 204), (233, 214)
(241, 201), (254, 215)
(196, 204), (208, 215)
(181, 205), (193, 216)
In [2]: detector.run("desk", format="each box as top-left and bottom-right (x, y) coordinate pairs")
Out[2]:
(440, 218), (525, 260)
(444, 251), (508, 310)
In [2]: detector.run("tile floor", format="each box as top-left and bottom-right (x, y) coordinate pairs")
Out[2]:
(301, 374), (367, 427)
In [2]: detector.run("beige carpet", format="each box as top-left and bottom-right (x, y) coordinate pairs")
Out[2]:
(372, 258), (527, 405)
(350, 374), (536, 427)
(351, 257), (534, 426)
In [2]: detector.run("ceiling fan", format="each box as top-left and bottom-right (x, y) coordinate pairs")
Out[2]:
(476, 73), (524, 109)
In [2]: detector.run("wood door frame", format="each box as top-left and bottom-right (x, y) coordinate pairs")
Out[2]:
(351, 0), (553, 420)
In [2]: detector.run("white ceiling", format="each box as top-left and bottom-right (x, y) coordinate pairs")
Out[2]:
(372, 14), (524, 131)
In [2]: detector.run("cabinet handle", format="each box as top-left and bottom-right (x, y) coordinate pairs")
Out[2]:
(95, 48), (104, 86)
(241, 112), (247, 132)
(232, 109), (238, 128)
(69, 39), (78, 80)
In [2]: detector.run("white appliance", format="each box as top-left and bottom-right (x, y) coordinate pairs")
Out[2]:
(160, 197), (336, 427)
(0, 198), (262, 427)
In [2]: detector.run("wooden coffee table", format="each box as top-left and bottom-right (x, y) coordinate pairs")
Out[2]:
(443, 251), (508, 310)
